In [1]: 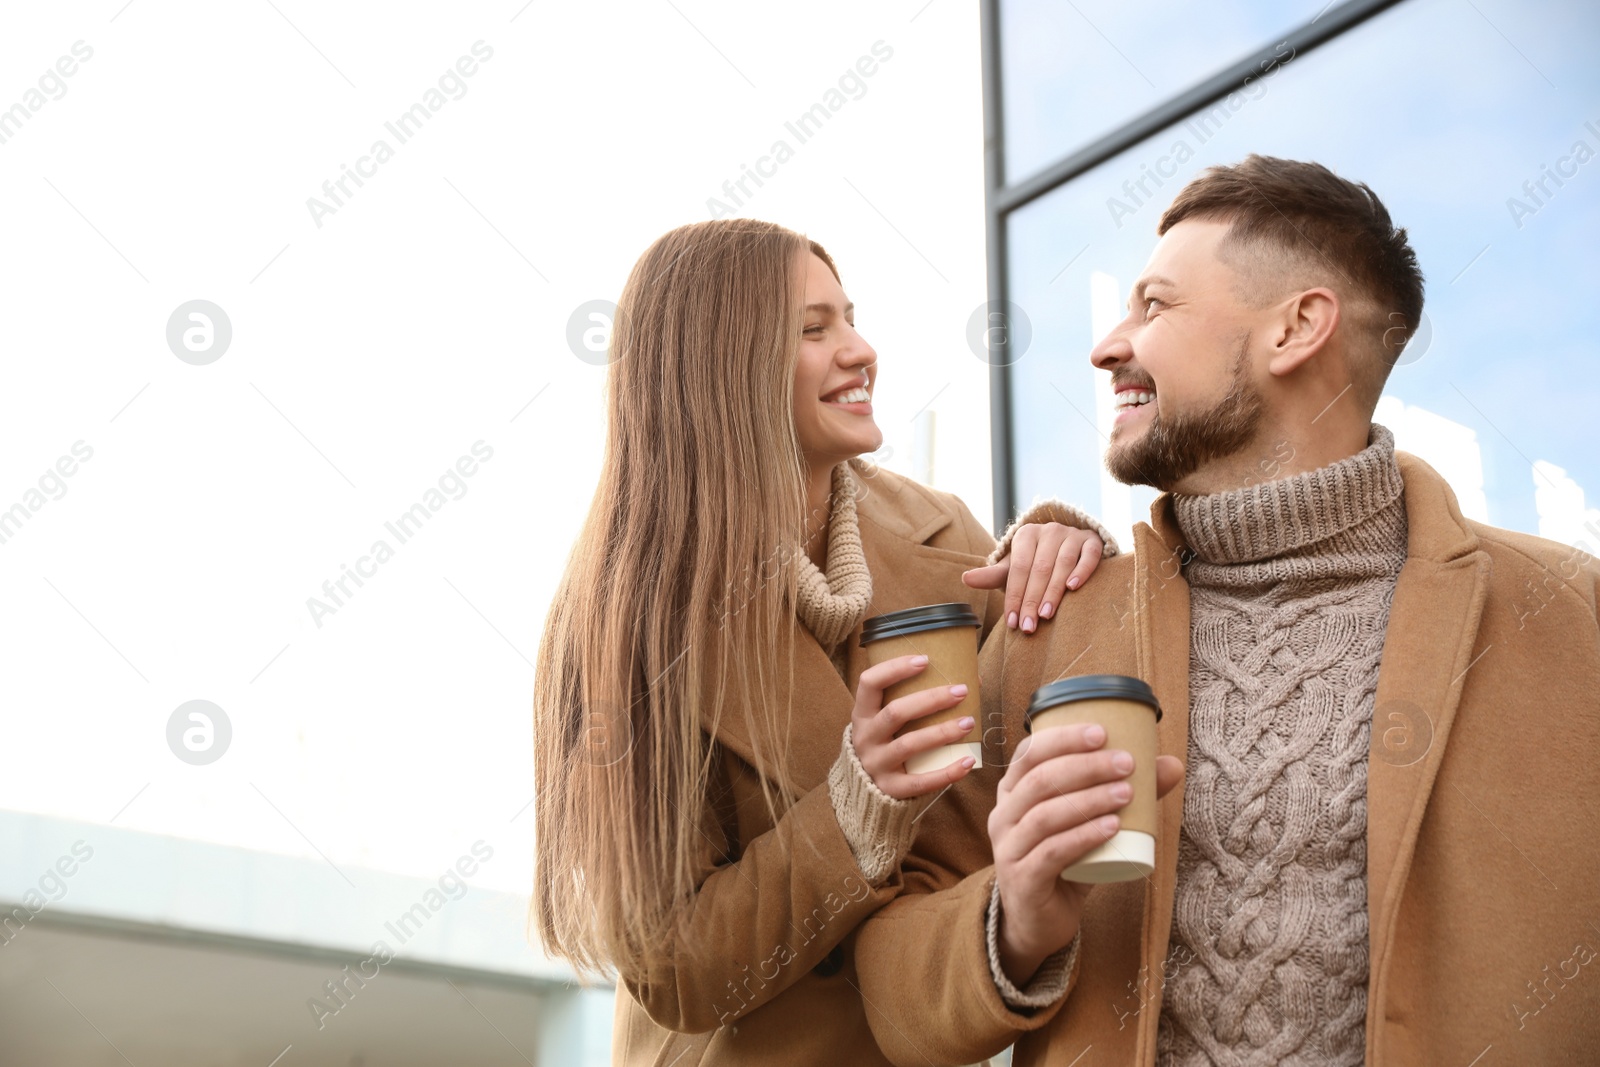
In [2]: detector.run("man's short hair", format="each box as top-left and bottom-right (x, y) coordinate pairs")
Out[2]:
(1158, 154), (1425, 408)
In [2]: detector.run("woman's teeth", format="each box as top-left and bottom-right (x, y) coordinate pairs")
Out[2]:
(830, 387), (871, 404)
(1114, 389), (1155, 410)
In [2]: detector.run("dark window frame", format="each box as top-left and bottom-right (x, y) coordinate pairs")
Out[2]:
(979, 0), (1409, 530)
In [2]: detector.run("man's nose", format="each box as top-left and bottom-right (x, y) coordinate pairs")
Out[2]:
(1091, 326), (1133, 371)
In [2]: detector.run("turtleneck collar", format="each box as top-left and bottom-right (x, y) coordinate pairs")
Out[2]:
(1173, 424), (1408, 586)
(794, 463), (874, 652)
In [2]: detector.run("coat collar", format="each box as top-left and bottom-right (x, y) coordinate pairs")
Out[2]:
(848, 460), (956, 546)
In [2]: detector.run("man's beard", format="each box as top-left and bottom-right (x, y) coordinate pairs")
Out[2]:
(1104, 339), (1264, 491)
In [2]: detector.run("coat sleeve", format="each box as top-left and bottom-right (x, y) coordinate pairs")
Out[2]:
(854, 866), (1078, 1066)
(620, 743), (918, 1033)
(852, 600), (1079, 1065)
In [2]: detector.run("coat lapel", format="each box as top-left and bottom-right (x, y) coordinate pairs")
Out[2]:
(707, 624), (856, 801)
(1132, 507), (1194, 1063)
(1363, 454), (1492, 1061)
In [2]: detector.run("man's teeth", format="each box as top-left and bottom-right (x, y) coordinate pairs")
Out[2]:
(830, 387), (871, 404)
(1115, 389), (1155, 410)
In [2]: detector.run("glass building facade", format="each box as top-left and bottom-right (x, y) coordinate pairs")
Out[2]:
(981, 0), (1600, 551)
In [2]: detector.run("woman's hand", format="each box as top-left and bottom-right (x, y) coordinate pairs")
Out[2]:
(963, 523), (1104, 634)
(851, 654), (977, 800)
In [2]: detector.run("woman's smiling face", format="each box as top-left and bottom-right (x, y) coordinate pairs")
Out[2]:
(793, 251), (881, 469)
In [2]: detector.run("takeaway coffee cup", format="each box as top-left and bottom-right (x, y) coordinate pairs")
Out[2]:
(1025, 675), (1162, 883)
(859, 603), (982, 775)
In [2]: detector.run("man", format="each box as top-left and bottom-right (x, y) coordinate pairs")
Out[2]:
(854, 155), (1600, 1066)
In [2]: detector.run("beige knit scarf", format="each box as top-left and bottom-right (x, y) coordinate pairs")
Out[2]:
(794, 464), (874, 656)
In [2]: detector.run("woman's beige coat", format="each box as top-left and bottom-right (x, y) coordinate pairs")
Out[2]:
(611, 463), (1055, 1065)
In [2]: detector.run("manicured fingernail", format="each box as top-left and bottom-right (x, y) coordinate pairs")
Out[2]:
(912, 654), (928, 665)
(1067, 576), (1081, 590)
(1112, 751), (1134, 773)
(960, 756), (976, 769)
(1041, 602), (1053, 619)
(949, 684), (968, 697)
(1022, 616), (1035, 633)
(958, 717), (975, 730)
(1007, 612), (1018, 628)
(1085, 725), (1106, 745)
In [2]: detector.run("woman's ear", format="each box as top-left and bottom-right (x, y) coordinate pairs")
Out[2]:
(1267, 287), (1340, 378)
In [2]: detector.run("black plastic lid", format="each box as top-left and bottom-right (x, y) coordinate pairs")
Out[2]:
(1025, 674), (1162, 730)
(860, 602), (981, 645)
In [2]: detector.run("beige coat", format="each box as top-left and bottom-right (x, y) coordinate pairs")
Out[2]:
(610, 463), (1019, 1066)
(855, 453), (1600, 1065)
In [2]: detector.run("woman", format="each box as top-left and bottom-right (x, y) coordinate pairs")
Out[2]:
(531, 219), (1114, 1064)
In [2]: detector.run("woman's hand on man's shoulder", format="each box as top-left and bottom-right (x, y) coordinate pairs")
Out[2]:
(963, 523), (1105, 635)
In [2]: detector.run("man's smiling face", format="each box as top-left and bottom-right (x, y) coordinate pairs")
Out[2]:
(1089, 218), (1267, 492)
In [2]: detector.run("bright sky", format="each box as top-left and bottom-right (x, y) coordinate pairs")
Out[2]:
(5, 0), (1592, 900)
(0, 1), (991, 892)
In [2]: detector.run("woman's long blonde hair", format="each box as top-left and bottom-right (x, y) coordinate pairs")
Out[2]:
(532, 219), (841, 977)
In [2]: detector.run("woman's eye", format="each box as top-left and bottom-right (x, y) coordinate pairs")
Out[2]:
(804, 324), (824, 335)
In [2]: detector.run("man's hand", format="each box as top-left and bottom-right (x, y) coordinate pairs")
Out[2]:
(851, 654), (977, 800)
(963, 523), (1104, 634)
(989, 724), (1184, 987)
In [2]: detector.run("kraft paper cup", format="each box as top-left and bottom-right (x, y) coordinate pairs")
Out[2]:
(1025, 675), (1162, 883)
(860, 603), (982, 775)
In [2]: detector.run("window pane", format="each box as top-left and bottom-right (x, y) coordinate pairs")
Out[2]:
(1005, 0), (1600, 550)
(1000, 0), (1321, 183)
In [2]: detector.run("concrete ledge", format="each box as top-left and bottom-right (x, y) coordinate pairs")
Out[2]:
(0, 808), (601, 989)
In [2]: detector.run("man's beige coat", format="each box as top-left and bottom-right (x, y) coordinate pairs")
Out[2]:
(856, 453), (1600, 1065)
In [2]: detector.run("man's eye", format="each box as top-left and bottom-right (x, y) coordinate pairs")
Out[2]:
(1143, 298), (1162, 318)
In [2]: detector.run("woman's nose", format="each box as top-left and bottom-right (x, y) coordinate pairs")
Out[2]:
(841, 333), (876, 369)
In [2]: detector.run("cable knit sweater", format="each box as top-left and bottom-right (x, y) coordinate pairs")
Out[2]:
(1156, 426), (1408, 1067)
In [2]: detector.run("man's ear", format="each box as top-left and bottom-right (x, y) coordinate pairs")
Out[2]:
(1266, 287), (1340, 378)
